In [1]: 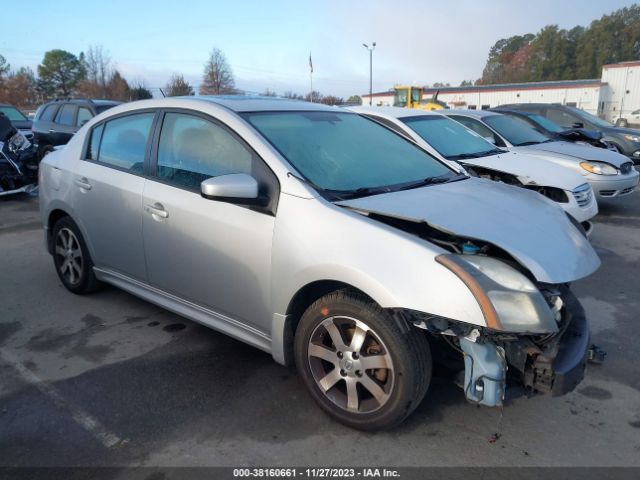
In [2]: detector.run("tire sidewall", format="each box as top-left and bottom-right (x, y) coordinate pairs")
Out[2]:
(294, 293), (431, 430)
(52, 217), (94, 294)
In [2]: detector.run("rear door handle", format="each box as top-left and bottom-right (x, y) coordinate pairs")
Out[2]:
(75, 177), (92, 190)
(144, 203), (169, 219)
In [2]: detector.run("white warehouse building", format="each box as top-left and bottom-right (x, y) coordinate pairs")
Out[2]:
(361, 61), (640, 123)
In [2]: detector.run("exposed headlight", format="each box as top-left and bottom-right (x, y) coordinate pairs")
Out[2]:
(580, 161), (618, 175)
(8, 131), (31, 152)
(436, 254), (558, 334)
(624, 134), (640, 143)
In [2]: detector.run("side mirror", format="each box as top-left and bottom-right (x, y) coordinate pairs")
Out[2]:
(572, 122), (584, 129)
(201, 173), (266, 205)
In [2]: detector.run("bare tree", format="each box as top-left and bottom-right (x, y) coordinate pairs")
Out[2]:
(84, 45), (112, 97)
(200, 48), (235, 95)
(261, 88), (277, 97)
(165, 74), (194, 96)
(0, 67), (39, 107)
(283, 91), (304, 100)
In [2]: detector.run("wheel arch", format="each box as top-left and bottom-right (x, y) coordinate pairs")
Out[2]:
(274, 280), (377, 366)
(47, 208), (71, 254)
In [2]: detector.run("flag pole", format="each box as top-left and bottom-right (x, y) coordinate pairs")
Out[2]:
(309, 52), (313, 103)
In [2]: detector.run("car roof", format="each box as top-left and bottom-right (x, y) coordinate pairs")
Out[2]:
(44, 99), (122, 106)
(498, 103), (561, 109)
(347, 106), (446, 120)
(193, 95), (338, 112)
(445, 109), (501, 119)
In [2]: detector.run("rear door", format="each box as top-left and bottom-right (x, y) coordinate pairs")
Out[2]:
(72, 111), (158, 281)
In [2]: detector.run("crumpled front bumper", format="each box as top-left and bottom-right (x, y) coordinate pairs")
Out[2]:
(504, 290), (589, 397)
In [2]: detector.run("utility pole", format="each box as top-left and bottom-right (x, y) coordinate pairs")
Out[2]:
(363, 42), (376, 106)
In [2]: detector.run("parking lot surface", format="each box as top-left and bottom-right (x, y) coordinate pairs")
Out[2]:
(1, 191), (640, 468)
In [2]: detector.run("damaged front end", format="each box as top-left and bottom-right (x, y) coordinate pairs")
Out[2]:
(397, 284), (590, 407)
(0, 115), (39, 197)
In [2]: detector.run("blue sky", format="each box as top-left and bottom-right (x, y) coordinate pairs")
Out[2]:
(1, 0), (637, 97)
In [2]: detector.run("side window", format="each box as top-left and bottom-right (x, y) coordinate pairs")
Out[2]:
(156, 113), (253, 190)
(56, 104), (76, 126)
(545, 109), (579, 129)
(39, 104), (58, 122)
(450, 115), (505, 146)
(76, 107), (93, 127)
(97, 113), (154, 172)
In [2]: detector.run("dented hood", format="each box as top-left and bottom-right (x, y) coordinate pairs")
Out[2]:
(337, 177), (600, 284)
(520, 141), (629, 167)
(462, 150), (587, 190)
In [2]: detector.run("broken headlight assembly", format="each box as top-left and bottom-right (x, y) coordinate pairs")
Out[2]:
(7, 131), (31, 153)
(436, 254), (558, 334)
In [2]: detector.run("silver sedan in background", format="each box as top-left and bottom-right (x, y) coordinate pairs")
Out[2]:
(39, 97), (599, 430)
(445, 109), (639, 200)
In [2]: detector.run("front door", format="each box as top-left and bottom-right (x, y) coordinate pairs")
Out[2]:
(142, 111), (278, 332)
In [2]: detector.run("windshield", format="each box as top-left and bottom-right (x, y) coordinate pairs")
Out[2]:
(567, 106), (613, 128)
(483, 114), (551, 146)
(243, 111), (456, 197)
(400, 115), (500, 160)
(393, 90), (408, 107)
(526, 113), (563, 133)
(0, 106), (28, 122)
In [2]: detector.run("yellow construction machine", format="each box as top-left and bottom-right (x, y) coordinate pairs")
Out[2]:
(393, 86), (448, 110)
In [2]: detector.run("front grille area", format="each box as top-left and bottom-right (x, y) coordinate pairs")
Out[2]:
(620, 162), (633, 175)
(572, 183), (593, 207)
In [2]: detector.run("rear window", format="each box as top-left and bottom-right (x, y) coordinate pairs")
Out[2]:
(96, 104), (118, 114)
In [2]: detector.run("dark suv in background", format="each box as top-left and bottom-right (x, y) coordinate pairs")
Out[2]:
(498, 103), (640, 163)
(32, 99), (121, 158)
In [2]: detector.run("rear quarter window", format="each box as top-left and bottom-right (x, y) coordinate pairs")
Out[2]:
(39, 104), (59, 122)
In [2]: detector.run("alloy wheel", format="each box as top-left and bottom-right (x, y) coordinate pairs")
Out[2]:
(307, 316), (395, 414)
(55, 227), (83, 286)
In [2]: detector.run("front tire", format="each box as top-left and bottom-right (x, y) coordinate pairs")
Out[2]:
(52, 216), (100, 294)
(294, 290), (432, 430)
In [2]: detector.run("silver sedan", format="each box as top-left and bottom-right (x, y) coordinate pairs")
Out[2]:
(39, 97), (599, 429)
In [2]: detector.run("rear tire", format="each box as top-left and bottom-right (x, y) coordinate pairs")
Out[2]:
(52, 216), (101, 294)
(294, 290), (431, 430)
(615, 118), (628, 128)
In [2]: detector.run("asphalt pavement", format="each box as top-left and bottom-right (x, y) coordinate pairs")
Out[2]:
(0, 191), (639, 469)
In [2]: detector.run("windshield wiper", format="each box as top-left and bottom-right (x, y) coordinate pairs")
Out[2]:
(515, 140), (544, 146)
(395, 173), (468, 192)
(448, 149), (502, 160)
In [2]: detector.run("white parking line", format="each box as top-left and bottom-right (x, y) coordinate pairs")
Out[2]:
(0, 349), (122, 448)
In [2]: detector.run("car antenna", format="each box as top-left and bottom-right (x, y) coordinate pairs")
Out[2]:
(158, 88), (166, 98)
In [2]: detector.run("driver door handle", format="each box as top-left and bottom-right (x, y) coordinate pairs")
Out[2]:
(145, 203), (169, 219)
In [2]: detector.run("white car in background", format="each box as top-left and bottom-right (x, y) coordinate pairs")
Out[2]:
(351, 107), (598, 232)
(445, 109), (639, 200)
